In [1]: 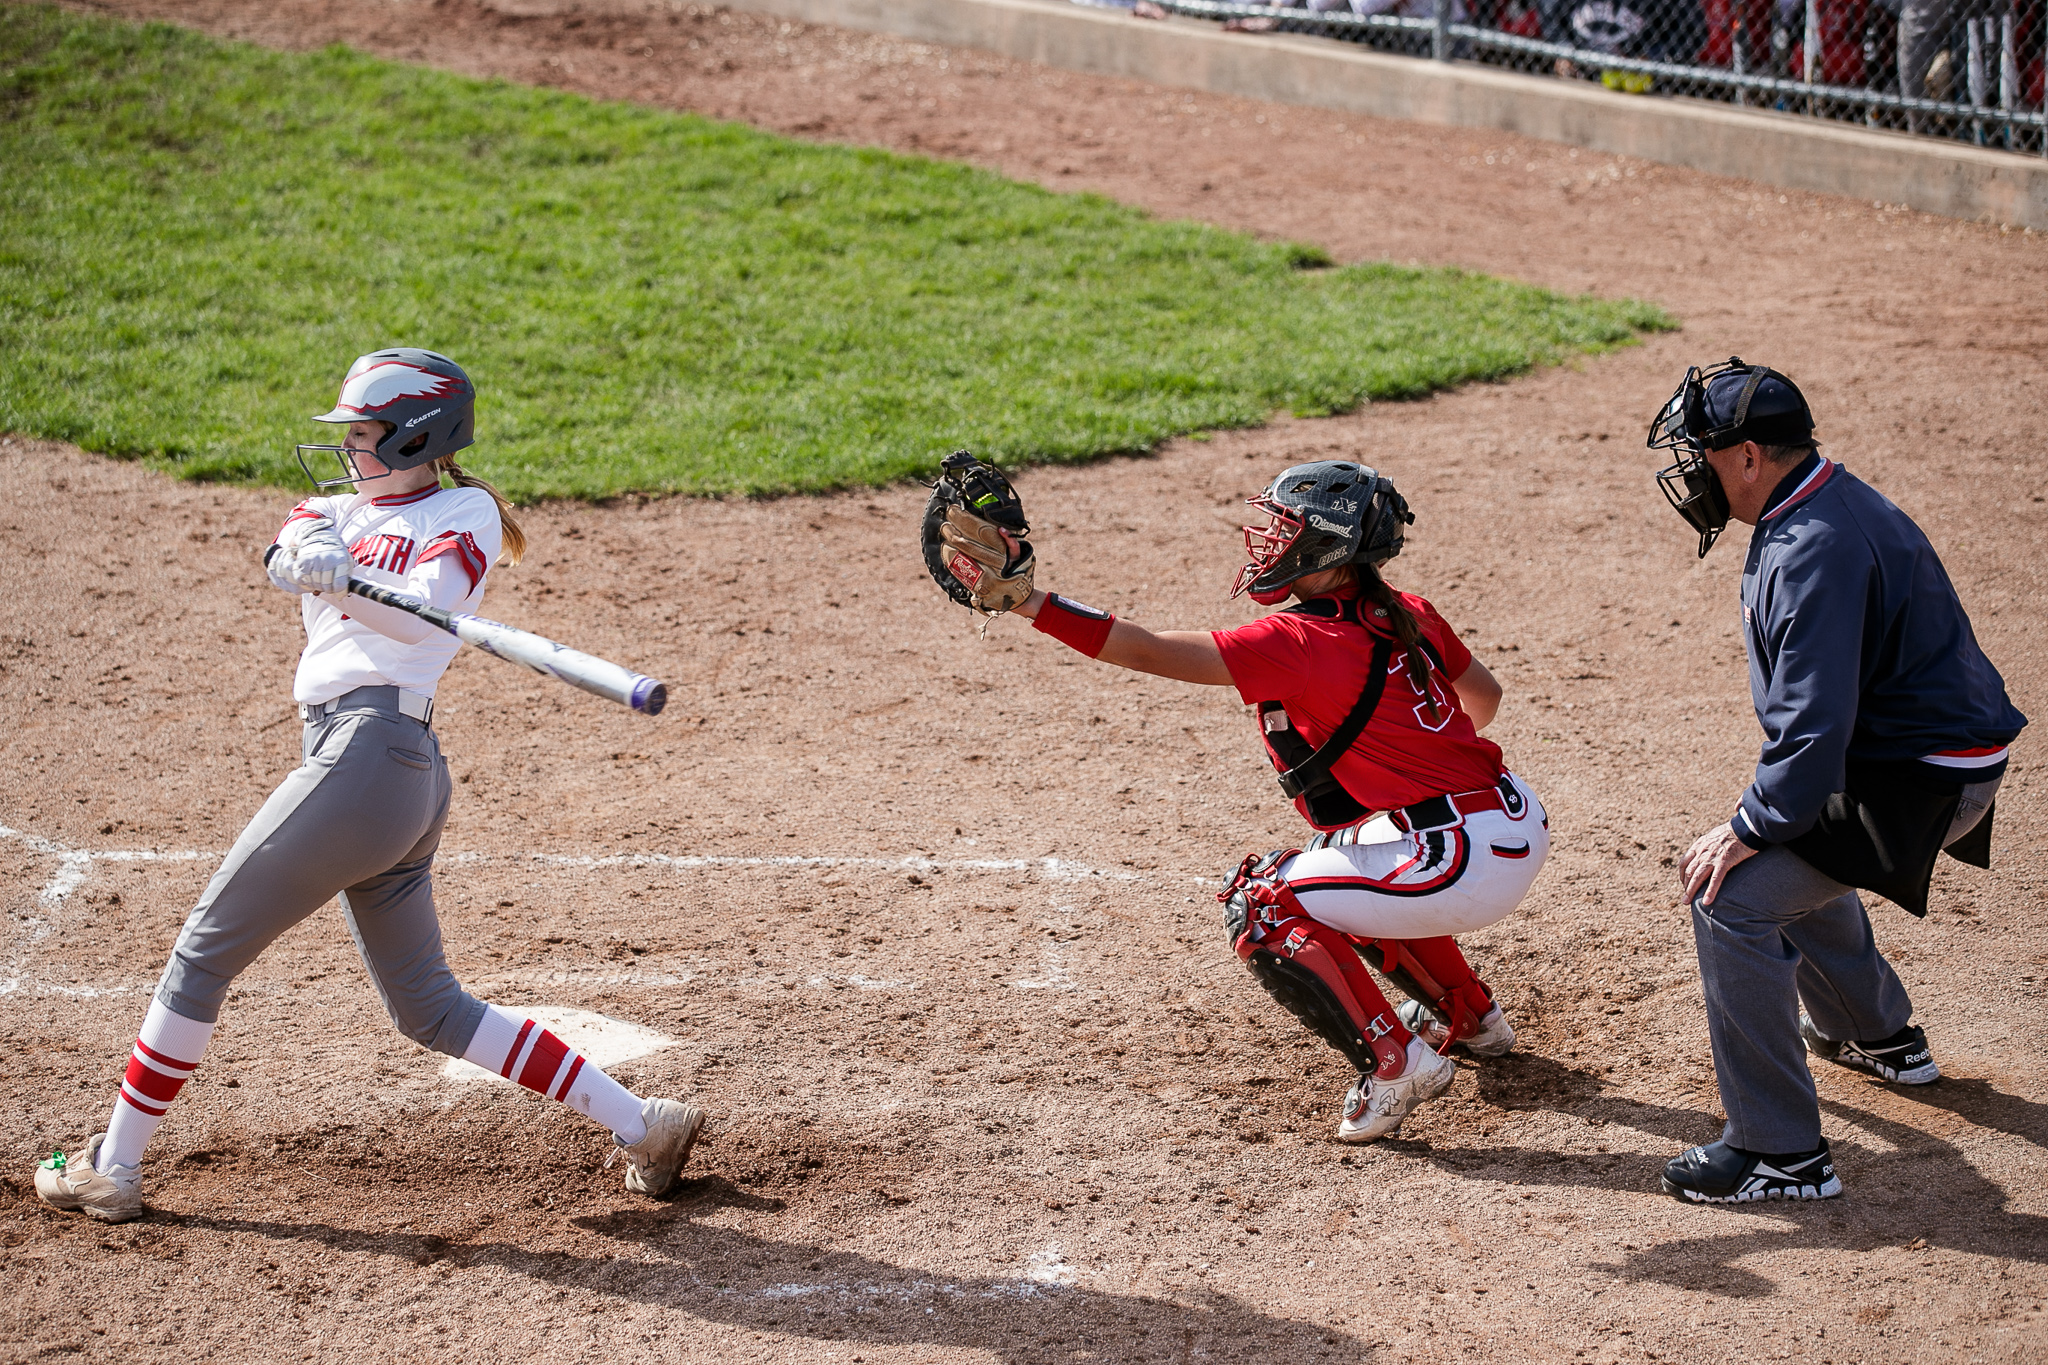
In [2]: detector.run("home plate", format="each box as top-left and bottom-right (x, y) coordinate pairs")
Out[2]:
(441, 1006), (678, 1083)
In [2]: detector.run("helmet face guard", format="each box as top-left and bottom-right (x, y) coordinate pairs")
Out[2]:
(1233, 495), (1308, 602)
(1654, 448), (1732, 560)
(1648, 356), (1812, 559)
(296, 429), (408, 490)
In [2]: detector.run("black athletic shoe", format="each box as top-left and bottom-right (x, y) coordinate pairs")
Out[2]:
(1661, 1139), (1842, 1204)
(1799, 1013), (1940, 1085)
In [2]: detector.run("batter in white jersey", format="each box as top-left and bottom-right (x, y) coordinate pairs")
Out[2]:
(35, 349), (708, 1224)
(285, 480), (498, 703)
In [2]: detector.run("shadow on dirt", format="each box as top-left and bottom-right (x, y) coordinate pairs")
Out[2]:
(172, 1176), (1363, 1362)
(1884, 1075), (2048, 1149)
(1471, 1050), (1723, 1141)
(1411, 1052), (2048, 1296)
(1584, 1096), (2048, 1294)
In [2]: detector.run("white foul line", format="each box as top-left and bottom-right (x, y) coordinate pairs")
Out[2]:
(0, 822), (1170, 913)
(444, 849), (1147, 883)
(0, 824), (209, 915)
(1, 822), (1212, 998)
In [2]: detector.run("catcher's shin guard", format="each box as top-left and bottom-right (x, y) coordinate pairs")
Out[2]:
(1372, 952), (1449, 1021)
(1361, 936), (1495, 1053)
(1221, 853), (1411, 1077)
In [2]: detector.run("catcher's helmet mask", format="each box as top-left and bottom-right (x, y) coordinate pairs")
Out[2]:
(1233, 460), (1414, 604)
(298, 348), (477, 489)
(1648, 356), (1816, 559)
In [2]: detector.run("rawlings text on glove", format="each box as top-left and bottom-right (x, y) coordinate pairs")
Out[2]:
(921, 451), (1035, 617)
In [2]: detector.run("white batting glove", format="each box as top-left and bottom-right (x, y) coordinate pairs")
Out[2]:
(270, 515), (356, 596)
(265, 544), (304, 594)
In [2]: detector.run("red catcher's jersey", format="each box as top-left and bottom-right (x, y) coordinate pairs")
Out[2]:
(1213, 588), (1504, 828)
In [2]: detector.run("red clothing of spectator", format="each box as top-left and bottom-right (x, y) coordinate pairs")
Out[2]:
(1792, 0), (1868, 86)
(1698, 0), (1771, 68)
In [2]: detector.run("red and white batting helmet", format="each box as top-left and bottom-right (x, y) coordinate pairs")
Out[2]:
(298, 348), (476, 488)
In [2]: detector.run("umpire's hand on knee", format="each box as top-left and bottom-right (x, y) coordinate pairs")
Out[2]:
(1681, 824), (1757, 907)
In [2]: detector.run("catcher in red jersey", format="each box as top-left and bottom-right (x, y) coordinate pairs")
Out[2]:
(926, 456), (1549, 1142)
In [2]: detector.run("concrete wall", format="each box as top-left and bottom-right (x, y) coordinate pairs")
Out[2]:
(718, 0), (2048, 229)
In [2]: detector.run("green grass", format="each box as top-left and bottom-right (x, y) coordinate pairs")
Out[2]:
(0, 5), (1673, 500)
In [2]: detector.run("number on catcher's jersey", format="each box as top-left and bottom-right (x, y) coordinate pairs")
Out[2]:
(1392, 654), (1456, 734)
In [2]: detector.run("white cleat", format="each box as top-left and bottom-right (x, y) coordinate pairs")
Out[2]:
(1396, 998), (1517, 1059)
(1335, 1039), (1457, 1143)
(614, 1098), (706, 1198)
(34, 1134), (142, 1223)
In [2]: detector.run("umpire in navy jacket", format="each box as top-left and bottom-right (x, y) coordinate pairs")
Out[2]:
(1647, 358), (2025, 1205)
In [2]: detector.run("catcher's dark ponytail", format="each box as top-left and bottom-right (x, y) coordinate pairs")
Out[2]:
(435, 456), (527, 567)
(1357, 565), (1440, 723)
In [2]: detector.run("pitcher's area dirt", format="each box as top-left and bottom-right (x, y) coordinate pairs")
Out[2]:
(5, 2), (2046, 1361)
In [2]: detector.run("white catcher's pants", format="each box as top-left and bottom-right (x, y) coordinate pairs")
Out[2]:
(1277, 771), (1550, 940)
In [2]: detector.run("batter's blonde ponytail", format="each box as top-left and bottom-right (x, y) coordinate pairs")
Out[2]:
(1357, 565), (1441, 724)
(435, 456), (527, 567)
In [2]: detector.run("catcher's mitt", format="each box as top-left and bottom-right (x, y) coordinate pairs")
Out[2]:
(922, 450), (1035, 616)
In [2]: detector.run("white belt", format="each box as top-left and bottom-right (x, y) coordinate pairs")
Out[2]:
(298, 687), (434, 726)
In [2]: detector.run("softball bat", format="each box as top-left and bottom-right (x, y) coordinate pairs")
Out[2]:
(345, 578), (667, 715)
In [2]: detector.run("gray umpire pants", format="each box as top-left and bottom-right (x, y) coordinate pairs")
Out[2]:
(1690, 778), (2000, 1154)
(155, 688), (487, 1058)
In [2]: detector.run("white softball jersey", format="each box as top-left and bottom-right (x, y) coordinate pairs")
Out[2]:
(279, 483), (501, 705)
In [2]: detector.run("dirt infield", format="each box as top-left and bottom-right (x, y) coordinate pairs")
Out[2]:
(4, 2), (2046, 1361)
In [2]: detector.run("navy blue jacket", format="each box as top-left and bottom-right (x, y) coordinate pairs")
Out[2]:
(1732, 455), (2026, 848)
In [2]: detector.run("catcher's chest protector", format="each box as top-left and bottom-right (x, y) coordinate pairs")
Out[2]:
(1253, 598), (1417, 829)
(1259, 702), (1371, 828)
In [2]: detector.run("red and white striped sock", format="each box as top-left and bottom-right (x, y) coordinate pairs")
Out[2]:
(462, 1006), (648, 1144)
(100, 1000), (217, 1172)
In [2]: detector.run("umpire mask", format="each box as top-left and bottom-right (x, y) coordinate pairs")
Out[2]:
(1647, 357), (1814, 558)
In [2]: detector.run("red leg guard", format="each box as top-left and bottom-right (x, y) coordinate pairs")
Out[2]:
(1367, 936), (1495, 1052)
(1225, 860), (1412, 1076)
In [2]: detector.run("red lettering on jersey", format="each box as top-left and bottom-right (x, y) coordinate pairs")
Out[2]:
(348, 533), (417, 576)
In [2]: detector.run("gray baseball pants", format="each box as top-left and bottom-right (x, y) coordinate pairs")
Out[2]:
(154, 688), (487, 1057)
(1690, 778), (2000, 1153)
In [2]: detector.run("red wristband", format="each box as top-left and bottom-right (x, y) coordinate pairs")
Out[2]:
(1033, 593), (1115, 658)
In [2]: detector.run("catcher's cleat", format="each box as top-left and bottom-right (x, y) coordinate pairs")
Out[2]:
(1334, 1039), (1456, 1143)
(1661, 1139), (1841, 1204)
(35, 1134), (143, 1223)
(613, 1098), (705, 1198)
(1395, 998), (1517, 1059)
(1799, 1013), (1939, 1085)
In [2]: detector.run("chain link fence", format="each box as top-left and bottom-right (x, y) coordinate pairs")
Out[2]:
(1073, 0), (2047, 152)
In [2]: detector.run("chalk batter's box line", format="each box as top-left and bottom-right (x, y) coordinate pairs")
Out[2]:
(2, 964), (930, 1002)
(0, 822), (1212, 998)
(1, 821), (1213, 911)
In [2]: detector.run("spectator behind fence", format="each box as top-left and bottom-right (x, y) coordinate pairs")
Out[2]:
(1896, 0), (2046, 130)
(1538, 0), (1707, 63)
(1328, 0), (1473, 20)
(1897, 0), (1955, 123)
(1798, 0), (1871, 85)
